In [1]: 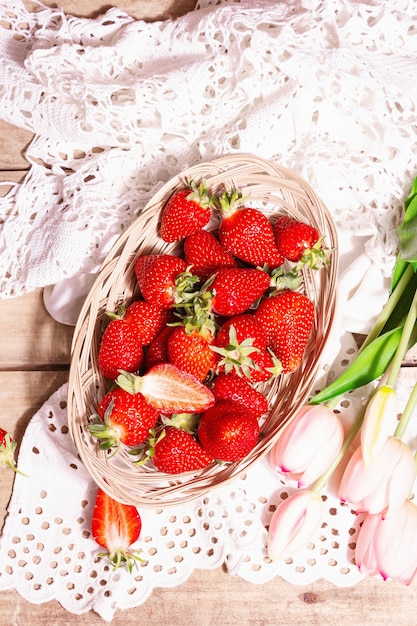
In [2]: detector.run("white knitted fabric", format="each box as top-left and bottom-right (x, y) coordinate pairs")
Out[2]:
(1, 0), (416, 331)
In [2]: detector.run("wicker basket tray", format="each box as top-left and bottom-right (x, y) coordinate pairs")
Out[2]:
(67, 154), (339, 507)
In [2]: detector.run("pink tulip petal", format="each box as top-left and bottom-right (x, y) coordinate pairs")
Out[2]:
(270, 405), (344, 486)
(267, 490), (323, 561)
(339, 437), (415, 517)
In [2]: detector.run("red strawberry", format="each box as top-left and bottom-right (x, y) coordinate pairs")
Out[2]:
(134, 254), (198, 309)
(217, 189), (284, 269)
(87, 387), (160, 450)
(0, 428), (25, 475)
(212, 373), (268, 418)
(122, 299), (173, 345)
(198, 400), (260, 462)
(91, 487), (143, 572)
(183, 229), (237, 279)
(145, 325), (176, 369)
(167, 325), (217, 382)
(255, 290), (315, 373)
(274, 215), (329, 268)
(98, 319), (144, 380)
(211, 313), (279, 381)
(116, 363), (215, 413)
(150, 427), (213, 474)
(215, 313), (268, 351)
(207, 267), (270, 317)
(160, 180), (215, 242)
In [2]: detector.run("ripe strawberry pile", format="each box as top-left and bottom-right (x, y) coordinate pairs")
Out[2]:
(87, 180), (330, 475)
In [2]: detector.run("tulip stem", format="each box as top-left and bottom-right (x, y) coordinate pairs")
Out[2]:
(386, 286), (417, 389)
(395, 379), (417, 440)
(360, 263), (414, 353)
(312, 404), (366, 494)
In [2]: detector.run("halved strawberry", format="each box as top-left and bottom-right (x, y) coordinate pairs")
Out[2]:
(198, 400), (260, 462)
(212, 373), (269, 419)
(91, 487), (143, 572)
(184, 229), (237, 280)
(255, 290), (315, 373)
(87, 387), (160, 451)
(149, 427), (213, 474)
(217, 189), (284, 269)
(116, 363), (215, 413)
(160, 180), (215, 242)
(98, 319), (144, 380)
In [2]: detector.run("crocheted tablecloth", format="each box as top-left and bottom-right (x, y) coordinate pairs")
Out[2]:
(1, 0), (417, 620)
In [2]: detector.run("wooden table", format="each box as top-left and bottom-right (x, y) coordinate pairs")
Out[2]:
(1, 2), (417, 624)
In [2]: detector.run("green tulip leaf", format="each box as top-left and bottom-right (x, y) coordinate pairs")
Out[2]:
(310, 326), (405, 405)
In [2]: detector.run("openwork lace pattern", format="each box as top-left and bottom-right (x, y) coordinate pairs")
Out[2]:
(1, 333), (415, 621)
(1, 0), (417, 297)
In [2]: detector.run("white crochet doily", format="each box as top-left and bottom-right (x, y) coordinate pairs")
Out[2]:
(0, 332), (373, 622)
(1, 0), (417, 323)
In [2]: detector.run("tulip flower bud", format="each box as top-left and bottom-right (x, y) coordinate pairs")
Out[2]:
(338, 436), (415, 517)
(356, 499), (417, 584)
(269, 405), (344, 487)
(267, 490), (324, 561)
(361, 385), (398, 465)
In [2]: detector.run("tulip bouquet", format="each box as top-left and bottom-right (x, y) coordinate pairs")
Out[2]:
(267, 176), (417, 584)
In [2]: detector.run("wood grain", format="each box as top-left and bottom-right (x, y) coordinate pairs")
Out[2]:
(0, 290), (73, 369)
(23, 0), (197, 21)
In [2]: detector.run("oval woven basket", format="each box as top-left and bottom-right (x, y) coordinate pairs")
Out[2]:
(67, 154), (339, 508)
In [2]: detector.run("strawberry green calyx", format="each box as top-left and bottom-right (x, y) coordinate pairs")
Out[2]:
(86, 401), (120, 454)
(174, 293), (218, 338)
(104, 304), (126, 321)
(216, 188), (250, 217)
(263, 348), (283, 378)
(210, 324), (263, 378)
(173, 272), (217, 332)
(117, 371), (144, 395)
(296, 238), (331, 271)
(173, 268), (201, 306)
(0, 430), (27, 476)
(185, 178), (216, 210)
(99, 546), (144, 573)
(268, 266), (303, 294)
(161, 412), (201, 434)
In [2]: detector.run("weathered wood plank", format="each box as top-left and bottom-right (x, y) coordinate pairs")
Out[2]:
(23, 0), (197, 20)
(0, 290), (73, 370)
(0, 121), (32, 170)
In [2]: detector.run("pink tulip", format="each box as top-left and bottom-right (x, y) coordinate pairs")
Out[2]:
(356, 499), (417, 584)
(338, 436), (415, 517)
(267, 489), (323, 561)
(269, 405), (344, 486)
